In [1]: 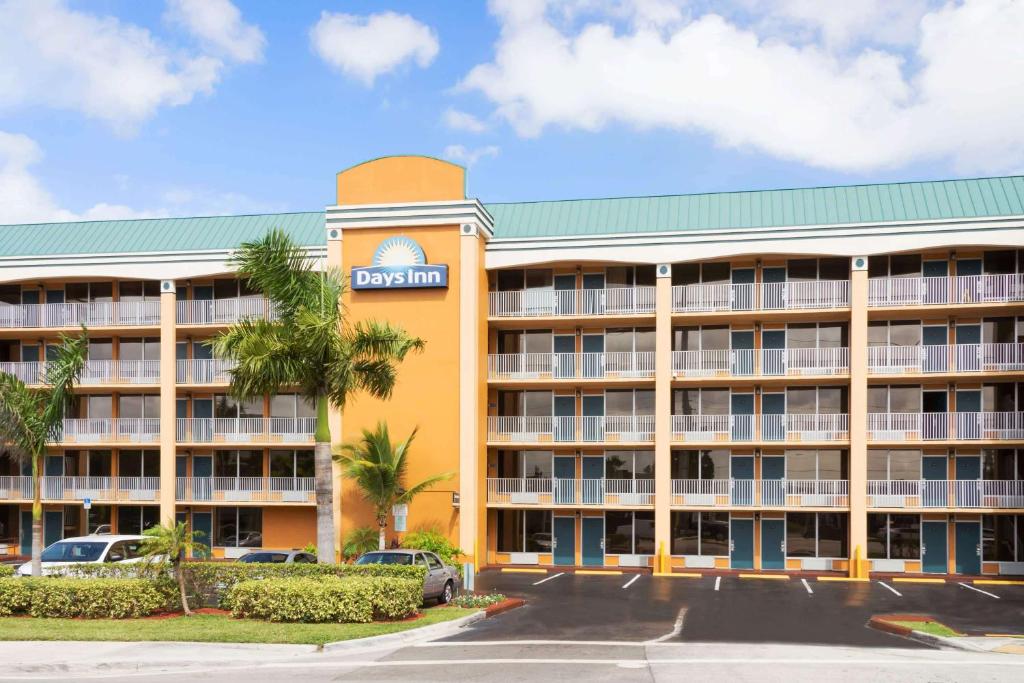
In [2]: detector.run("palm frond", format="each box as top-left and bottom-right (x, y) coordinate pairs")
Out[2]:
(0, 374), (47, 462)
(40, 329), (88, 431)
(348, 320), (425, 360)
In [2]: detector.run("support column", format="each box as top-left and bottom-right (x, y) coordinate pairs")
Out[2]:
(326, 228), (344, 561)
(158, 280), (177, 527)
(654, 264), (673, 572)
(458, 223), (482, 567)
(848, 257), (869, 576)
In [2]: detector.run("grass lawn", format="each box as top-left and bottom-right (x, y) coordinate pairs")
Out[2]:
(889, 620), (961, 638)
(0, 608), (478, 646)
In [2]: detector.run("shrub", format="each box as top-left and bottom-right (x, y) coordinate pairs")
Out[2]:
(0, 565), (14, 579)
(451, 593), (506, 609)
(0, 578), (163, 619)
(401, 527), (464, 576)
(55, 562), (179, 610)
(0, 579), (32, 616)
(228, 576), (421, 623)
(342, 527), (378, 561)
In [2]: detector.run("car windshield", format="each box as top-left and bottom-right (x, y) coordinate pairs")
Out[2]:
(40, 541), (107, 562)
(355, 552), (413, 566)
(239, 553), (287, 563)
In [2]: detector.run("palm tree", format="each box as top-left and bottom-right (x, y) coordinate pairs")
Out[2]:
(0, 331), (88, 576)
(341, 526), (379, 561)
(210, 229), (424, 563)
(335, 422), (452, 550)
(139, 522), (208, 616)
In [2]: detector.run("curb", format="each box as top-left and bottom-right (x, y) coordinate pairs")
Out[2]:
(485, 597), (525, 617)
(867, 616), (988, 653)
(322, 611), (486, 652)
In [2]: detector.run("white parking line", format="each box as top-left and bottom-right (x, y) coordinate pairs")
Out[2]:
(622, 574), (640, 589)
(714, 576), (721, 591)
(801, 578), (813, 594)
(877, 581), (902, 597)
(533, 572), (564, 586)
(959, 582), (999, 599)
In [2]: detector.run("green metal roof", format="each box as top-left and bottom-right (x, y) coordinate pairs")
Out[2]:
(0, 176), (1022, 258)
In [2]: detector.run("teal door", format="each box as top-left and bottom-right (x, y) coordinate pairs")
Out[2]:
(731, 268), (755, 310)
(922, 456), (948, 507)
(554, 395), (576, 442)
(955, 390), (981, 440)
(762, 268), (786, 309)
(955, 522), (981, 575)
(922, 326), (948, 372)
(44, 510), (63, 548)
(731, 331), (754, 376)
(581, 516), (604, 566)
(731, 456), (754, 505)
(581, 334), (604, 378)
(922, 521), (948, 574)
(762, 393), (785, 441)
(762, 456), (785, 506)
(553, 516), (575, 566)
(553, 335), (575, 379)
(582, 456), (604, 505)
(762, 330), (785, 375)
(730, 518), (754, 569)
(581, 395), (604, 442)
(923, 260), (949, 303)
(955, 325), (981, 372)
(193, 398), (213, 442)
(554, 456), (576, 504)
(192, 455), (213, 501)
(192, 512), (212, 558)
(19, 510), (31, 555)
(731, 393), (754, 441)
(554, 274), (576, 315)
(761, 519), (785, 570)
(955, 456), (981, 507)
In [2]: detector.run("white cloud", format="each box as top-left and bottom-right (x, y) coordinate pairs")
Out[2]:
(443, 108), (489, 133)
(459, 0), (1024, 173)
(0, 0), (263, 133)
(443, 144), (500, 167)
(164, 0), (266, 63)
(310, 11), (439, 86)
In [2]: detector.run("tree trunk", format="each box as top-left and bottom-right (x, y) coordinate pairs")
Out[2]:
(314, 394), (336, 564)
(31, 452), (42, 577)
(176, 562), (192, 616)
(378, 523), (386, 551)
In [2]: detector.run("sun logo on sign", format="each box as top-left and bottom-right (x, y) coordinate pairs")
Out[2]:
(372, 237), (426, 268)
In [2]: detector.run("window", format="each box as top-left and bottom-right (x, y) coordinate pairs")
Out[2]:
(671, 511), (729, 556)
(270, 394), (316, 419)
(118, 450), (159, 478)
(214, 395), (263, 419)
(673, 388), (728, 415)
(605, 451), (654, 479)
(215, 507), (263, 547)
(786, 387), (847, 415)
(604, 511), (654, 555)
(671, 450), (729, 479)
(116, 506), (158, 535)
(118, 395), (160, 419)
(606, 389), (654, 416)
(426, 554), (443, 570)
(269, 450), (314, 479)
(786, 513), (848, 558)
(982, 515), (1023, 562)
(982, 449), (1023, 480)
(868, 450), (922, 480)
(86, 451), (112, 477)
(87, 505), (111, 534)
(868, 513), (920, 559)
(496, 510), (551, 553)
(119, 338), (160, 362)
(496, 450), (553, 479)
(215, 450), (262, 478)
(868, 386), (920, 414)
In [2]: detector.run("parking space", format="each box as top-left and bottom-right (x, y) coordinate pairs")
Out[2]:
(447, 570), (1024, 647)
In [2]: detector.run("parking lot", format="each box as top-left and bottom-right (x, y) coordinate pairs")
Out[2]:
(447, 570), (1024, 647)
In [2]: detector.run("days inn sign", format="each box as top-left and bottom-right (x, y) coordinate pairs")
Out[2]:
(351, 236), (448, 290)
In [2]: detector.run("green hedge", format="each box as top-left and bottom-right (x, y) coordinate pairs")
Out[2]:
(227, 576), (421, 623)
(0, 578), (164, 618)
(0, 565), (14, 578)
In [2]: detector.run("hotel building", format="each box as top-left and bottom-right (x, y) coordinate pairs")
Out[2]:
(0, 155), (1022, 577)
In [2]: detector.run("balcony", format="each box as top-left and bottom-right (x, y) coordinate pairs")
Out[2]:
(0, 360), (161, 386)
(486, 415), (655, 444)
(868, 480), (1024, 509)
(671, 414), (849, 443)
(176, 359), (236, 384)
(175, 477), (315, 504)
(175, 417), (316, 444)
(57, 418), (160, 444)
(487, 352), (655, 381)
(488, 287), (656, 318)
(868, 343), (1024, 375)
(485, 478), (654, 506)
(867, 412), (1024, 442)
(672, 280), (849, 313)
(672, 348), (849, 378)
(176, 297), (278, 326)
(0, 302), (161, 329)
(0, 476), (159, 502)
(671, 479), (848, 508)
(868, 273), (1024, 307)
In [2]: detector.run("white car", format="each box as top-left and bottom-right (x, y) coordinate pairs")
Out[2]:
(16, 534), (148, 576)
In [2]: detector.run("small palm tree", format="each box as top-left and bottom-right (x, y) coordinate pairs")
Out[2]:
(342, 526), (379, 561)
(0, 331), (88, 577)
(210, 229), (424, 563)
(139, 522), (208, 617)
(335, 422), (452, 550)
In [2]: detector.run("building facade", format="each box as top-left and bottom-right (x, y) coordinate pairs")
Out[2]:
(1, 155), (1022, 577)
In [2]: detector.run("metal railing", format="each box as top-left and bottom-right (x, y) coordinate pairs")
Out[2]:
(670, 413), (849, 443)
(671, 280), (850, 313)
(867, 343), (1024, 374)
(485, 477), (654, 505)
(760, 413), (849, 442)
(868, 273), (1024, 307)
(175, 476), (315, 503)
(175, 417), (317, 443)
(57, 418), (160, 443)
(672, 347), (849, 377)
(0, 476), (159, 502)
(0, 361), (45, 384)
(671, 479), (848, 507)
(868, 479), (1024, 509)
(486, 415), (655, 443)
(867, 412), (1024, 441)
(488, 287), (657, 318)
(176, 297), (279, 325)
(0, 301), (160, 328)
(487, 352), (656, 380)
(1, 360), (161, 385)
(176, 359), (237, 384)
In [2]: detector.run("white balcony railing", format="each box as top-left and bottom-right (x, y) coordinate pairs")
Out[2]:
(671, 280), (850, 313)
(80, 360), (160, 385)
(671, 414), (747, 441)
(176, 359), (237, 384)
(0, 301), (160, 329)
(868, 412), (1024, 441)
(868, 273), (1024, 307)
(868, 479), (1024, 509)
(488, 287), (656, 318)
(57, 418), (160, 443)
(487, 352), (656, 380)
(175, 417), (316, 444)
(0, 476), (160, 502)
(867, 343), (1024, 375)
(176, 297), (279, 326)
(670, 479), (848, 508)
(0, 361), (45, 384)
(175, 477), (315, 503)
(0, 476), (32, 499)
(486, 415), (655, 443)
(670, 414), (849, 443)
(671, 347), (849, 377)
(760, 413), (849, 442)
(485, 477), (654, 506)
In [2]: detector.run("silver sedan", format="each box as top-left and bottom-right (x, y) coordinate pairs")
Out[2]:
(355, 549), (459, 604)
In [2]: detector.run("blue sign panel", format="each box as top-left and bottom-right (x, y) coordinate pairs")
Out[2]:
(351, 236), (448, 290)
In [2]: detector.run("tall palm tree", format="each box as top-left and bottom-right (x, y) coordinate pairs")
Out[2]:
(0, 331), (88, 576)
(210, 229), (424, 563)
(335, 422), (452, 551)
(139, 521), (208, 616)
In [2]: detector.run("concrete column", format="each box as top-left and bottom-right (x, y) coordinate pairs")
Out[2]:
(158, 280), (178, 527)
(326, 228), (344, 560)
(458, 224), (481, 564)
(654, 264), (673, 571)
(848, 257), (869, 576)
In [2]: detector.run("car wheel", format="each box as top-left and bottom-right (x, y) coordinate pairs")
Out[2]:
(439, 580), (454, 605)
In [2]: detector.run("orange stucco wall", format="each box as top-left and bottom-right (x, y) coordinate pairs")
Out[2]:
(336, 156), (465, 205)
(262, 506), (316, 550)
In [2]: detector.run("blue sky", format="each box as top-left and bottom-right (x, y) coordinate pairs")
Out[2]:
(1, 0), (1022, 223)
